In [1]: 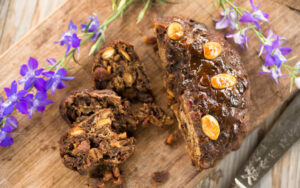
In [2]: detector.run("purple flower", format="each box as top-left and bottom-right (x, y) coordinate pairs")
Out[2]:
(46, 58), (57, 66)
(259, 66), (285, 85)
(81, 14), (102, 41)
(259, 29), (285, 55)
(19, 57), (46, 91)
(2, 81), (28, 115)
(24, 92), (53, 118)
(0, 116), (18, 147)
(227, 28), (249, 48)
(54, 20), (81, 54)
(263, 36), (292, 68)
(216, 8), (238, 30)
(239, 0), (269, 30)
(43, 68), (75, 94)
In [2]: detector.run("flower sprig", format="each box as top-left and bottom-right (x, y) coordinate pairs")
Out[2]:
(0, 0), (176, 147)
(215, 0), (299, 90)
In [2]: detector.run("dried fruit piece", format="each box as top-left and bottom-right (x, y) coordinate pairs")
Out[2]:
(103, 171), (113, 181)
(118, 48), (131, 61)
(203, 42), (222, 60)
(69, 127), (85, 136)
(96, 118), (112, 128)
(165, 130), (181, 145)
(123, 72), (134, 87)
(201, 115), (220, 140)
(93, 67), (110, 81)
(102, 47), (115, 60)
(167, 89), (175, 99)
(211, 73), (237, 89)
(167, 22), (184, 40)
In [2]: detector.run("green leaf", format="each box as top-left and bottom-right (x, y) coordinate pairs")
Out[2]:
(137, 0), (151, 23)
(72, 51), (81, 65)
(117, 0), (127, 11)
(159, 0), (179, 4)
(112, 0), (117, 10)
(89, 43), (98, 56)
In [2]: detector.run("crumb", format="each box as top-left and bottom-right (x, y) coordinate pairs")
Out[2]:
(51, 146), (57, 150)
(144, 35), (157, 45)
(40, 145), (49, 152)
(165, 130), (181, 145)
(151, 171), (169, 184)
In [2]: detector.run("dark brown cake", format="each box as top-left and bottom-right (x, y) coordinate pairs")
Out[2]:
(59, 108), (135, 178)
(60, 89), (137, 133)
(135, 103), (174, 128)
(92, 40), (153, 103)
(154, 17), (250, 170)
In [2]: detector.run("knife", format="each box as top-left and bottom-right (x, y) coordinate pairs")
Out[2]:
(233, 92), (300, 188)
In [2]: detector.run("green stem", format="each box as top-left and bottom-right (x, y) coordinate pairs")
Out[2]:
(223, 0), (242, 16)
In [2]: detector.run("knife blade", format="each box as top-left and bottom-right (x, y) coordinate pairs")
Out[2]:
(233, 92), (300, 188)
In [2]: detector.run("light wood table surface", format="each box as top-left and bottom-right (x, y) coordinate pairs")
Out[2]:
(0, 0), (299, 187)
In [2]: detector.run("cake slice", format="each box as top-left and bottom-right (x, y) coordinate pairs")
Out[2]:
(60, 89), (137, 133)
(154, 17), (250, 170)
(59, 108), (135, 184)
(92, 40), (153, 102)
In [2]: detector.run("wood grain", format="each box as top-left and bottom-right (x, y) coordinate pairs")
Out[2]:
(0, 0), (299, 187)
(0, 0), (66, 54)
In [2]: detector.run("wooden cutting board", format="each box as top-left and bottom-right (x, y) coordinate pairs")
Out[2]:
(0, 0), (299, 187)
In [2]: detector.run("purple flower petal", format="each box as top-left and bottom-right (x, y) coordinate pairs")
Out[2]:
(57, 81), (66, 89)
(36, 92), (47, 101)
(37, 105), (45, 113)
(2, 116), (18, 131)
(3, 104), (14, 116)
(34, 68), (44, 76)
(57, 68), (67, 76)
(81, 24), (87, 29)
(71, 33), (81, 48)
(264, 53), (275, 66)
(0, 134), (14, 147)
(28, 57), (38, 70)
(279, 47), (292, 56)
(11, 81), (18, 95)
(4, 88), (11, 97)
(42, 71), (55, 77)
(68, 20), (77, 32)
(24, 79), (34, 90)
(16, 101), (28, 114)
(20, 64), (28, 76)
(216, 16), (230, 30)
(239, 12), (255, 23)
(0, 130), (6, 142)
(250, 0), (255, 10)
(61, 76), (75, 81)
(17, 90), (27, 99)
(46, 58), (56, 65)
(34, 78), (47, 91)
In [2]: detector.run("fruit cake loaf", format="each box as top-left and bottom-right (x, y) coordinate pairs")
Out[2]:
(154, 17), (250, 170)
(92, 40), (153, 103)
(60, 89), (137, 133)
(59, 108), (135, 184)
